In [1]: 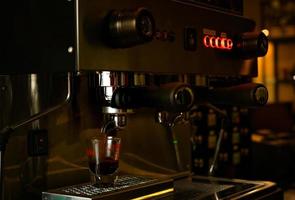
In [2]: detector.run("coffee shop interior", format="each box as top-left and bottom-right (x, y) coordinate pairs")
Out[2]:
(1, 0), (295, 199)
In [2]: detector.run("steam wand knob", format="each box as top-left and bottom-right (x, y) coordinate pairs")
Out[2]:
(235, 32), (269, 58)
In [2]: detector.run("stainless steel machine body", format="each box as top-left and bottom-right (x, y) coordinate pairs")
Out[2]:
(1, 0), (265, 76)
(0, 0), (280, 200)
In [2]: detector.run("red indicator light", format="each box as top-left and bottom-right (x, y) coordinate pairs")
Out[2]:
(203, 35), (233, 50)
(227, 39), (233, 50)
(203, 35), (210, 47)
(215, 37), (222, 48)
(220, 38), (228, 49)
(209, 36), (216, 48)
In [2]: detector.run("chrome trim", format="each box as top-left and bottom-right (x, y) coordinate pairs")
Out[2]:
(10, 73), (71, 130)
(75, 0), (80, 71)
(131, 188), (174, 200)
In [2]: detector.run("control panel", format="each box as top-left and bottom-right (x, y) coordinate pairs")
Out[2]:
(203, 31), (233, 50)
(77, 0), (266, 76)
(1, 0), (266, 76)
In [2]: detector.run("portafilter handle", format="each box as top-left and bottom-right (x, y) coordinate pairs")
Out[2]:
(194, 83), (268, 107)
(111, 82), (194, 112)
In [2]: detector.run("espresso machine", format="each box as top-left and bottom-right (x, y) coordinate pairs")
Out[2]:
(0, 0), (283, 199)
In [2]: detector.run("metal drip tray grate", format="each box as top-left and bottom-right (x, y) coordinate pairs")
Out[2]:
(61, 176), (155, 197)
(42, 175), (174, 200)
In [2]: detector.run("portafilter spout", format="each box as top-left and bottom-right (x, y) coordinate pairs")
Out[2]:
(97, 71), (133, 135)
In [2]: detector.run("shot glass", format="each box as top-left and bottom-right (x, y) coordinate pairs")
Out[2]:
(86, 136), (121, 187)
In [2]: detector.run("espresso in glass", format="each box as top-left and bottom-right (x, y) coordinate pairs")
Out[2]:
(87, 136), (121, 187)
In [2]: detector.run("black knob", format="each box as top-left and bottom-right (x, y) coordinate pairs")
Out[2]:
(235, 32), (268, 58)
(253, 84), (268, 106)
(105, 8), (155, 48)
(174, 87), (194, 108)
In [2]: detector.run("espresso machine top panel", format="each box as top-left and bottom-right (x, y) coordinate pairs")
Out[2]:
(78, 0), (258, 76)
(1, 0), (261, 76)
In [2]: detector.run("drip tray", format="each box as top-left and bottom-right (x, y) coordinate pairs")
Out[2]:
(170, 176), (282, 200)
(42, 175), (174, 200)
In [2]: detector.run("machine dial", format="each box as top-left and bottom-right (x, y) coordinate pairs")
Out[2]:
(235, 32), (268, 58)
(253, 85), (268, 106)
(174, 87), (194, 109)
(105, 8), (155, 48)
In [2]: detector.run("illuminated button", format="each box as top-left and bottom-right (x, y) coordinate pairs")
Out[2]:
(203, 34), (233, 50)
(227, 39), (233, 50)
(220, 38), (228, 49)
(209, 36), (216, 48)
(184, 27), (197, 51)
(203, 35), (210, 48)
(215, 37), (222, 48)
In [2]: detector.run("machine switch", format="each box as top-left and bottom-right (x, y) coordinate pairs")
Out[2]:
(27, 129), (48, 156)
(184, 27), (197, 51)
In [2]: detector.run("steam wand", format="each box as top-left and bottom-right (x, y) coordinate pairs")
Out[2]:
(208, 117), (226, 176)
(101, 114), (126, 136)
(203, 103), (228, 176)
(157, 112), (187, 171)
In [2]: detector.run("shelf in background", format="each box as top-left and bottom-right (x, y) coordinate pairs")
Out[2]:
(269, 26), (295, 42)
(277, 79), (295, 84)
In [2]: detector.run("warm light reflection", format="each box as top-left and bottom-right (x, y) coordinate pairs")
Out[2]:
(262, 29), (270, 37)
(251, 134), (263, 143)
(132, 188), (174, 200)
(254, 42), (275, 103)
